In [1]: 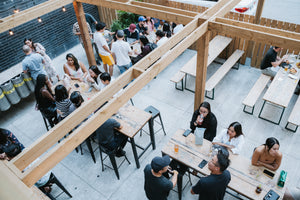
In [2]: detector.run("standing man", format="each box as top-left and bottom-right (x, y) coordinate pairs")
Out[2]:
(85, 13), (97, 32)
(144, 155), (178, 200)
(191, 153), (231, 200)
(95, 118), (127, 157)
(22, 45), (46, 81)
(111, 30), (133, 74)
(94, 22), (115, 76)
(73, 21), (93, 48)
(260, 46), (288, 78)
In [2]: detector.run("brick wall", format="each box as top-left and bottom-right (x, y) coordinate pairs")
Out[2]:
(0, 1), (100, 72)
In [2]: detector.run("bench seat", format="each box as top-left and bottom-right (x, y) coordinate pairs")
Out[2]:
(170, 71), (185, 91)
(242, 74), (271, 114)
(205, 49), (244, 99)
(285, 96), (300, 132)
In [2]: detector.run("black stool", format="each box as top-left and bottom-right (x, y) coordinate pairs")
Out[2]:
(141, 106), (166, 136)
(75, 136), (97, 163)
(98, 144), (131, 180)
(40, 112), (56, 131)
(39, 173), (72, 200)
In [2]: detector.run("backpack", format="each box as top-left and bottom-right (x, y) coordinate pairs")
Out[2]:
(146, 43), (157, 51)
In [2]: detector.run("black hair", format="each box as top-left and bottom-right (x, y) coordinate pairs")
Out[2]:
(198, 101), (211, 113)
(264, 137), (280, 152)
(0, 128), (8, 145)
(100, 72), (111, 82)
(89, 65), (102, 83)
(172, 22), (177, 30)
(274, 46), (280, 49)
(228, 122), (243, 138)
(34, 74), (50, 108)
(66, 53), (80, 71)
(23, 38), (36, 51)
(216, 153), (230, 172)
(163, 23), (170, 32)
(96, 22), (106, 31)
(55, 85), (69, 102)
(140, 35), (149, 46)
(70, 91), (84, 108)
(155, 30), (165, 38)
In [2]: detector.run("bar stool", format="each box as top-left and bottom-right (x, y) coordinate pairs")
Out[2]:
(40, 112), (56, 131)
(141, 106), (166, 136)
(98, 144), (131, 180)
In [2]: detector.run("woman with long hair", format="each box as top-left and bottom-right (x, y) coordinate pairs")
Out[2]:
(24, 38), (59, 82)
(252, 137), (282, 171)
(212, 122), (245, 154)
(145, 16), (155, 33)
(190, 101), (217, 142)
(35, 74), (58, 125)
(87, 65), (102, 90)
(63, 53), (88, 82)
(54, 85), (73, 119)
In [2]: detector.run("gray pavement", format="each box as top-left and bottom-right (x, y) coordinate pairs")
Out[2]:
(1, 44), (300, 200)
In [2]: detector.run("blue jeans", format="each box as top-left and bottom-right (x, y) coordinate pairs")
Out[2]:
(118, 62), (132, 74)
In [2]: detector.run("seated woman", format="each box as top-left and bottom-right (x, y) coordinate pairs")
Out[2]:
(132, 35), (152, 65)
(35, 74), (58, 126)
(190, 101), (217, 142)
(0, 128), (25, 159)
(63, 53), (88, 82)
(87, 65), (103, 91)
(251, 137), (282, 171)
(212, 122), (244, 155)
(54, 85), (73, 119)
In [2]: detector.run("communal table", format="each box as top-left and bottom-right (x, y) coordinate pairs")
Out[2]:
(112, 104), (155, 168)
(162, 129), (286, 200)
(259, 66), (300, 124)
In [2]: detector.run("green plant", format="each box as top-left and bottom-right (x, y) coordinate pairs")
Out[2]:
(110, 11), (139, 32)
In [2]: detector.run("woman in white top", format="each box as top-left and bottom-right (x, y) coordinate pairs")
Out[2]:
(63, 53), (87, 82)
(212, 122), (245, 155)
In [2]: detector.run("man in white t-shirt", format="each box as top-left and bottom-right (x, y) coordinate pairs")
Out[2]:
(155, 30), (168, 47)
(94, 22), (115, 76)
(111, 30), (133, 74)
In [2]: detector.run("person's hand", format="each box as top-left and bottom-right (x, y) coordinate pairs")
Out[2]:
(0, 153), (6, 160)
(87, 76), (95, 83)
(78, 77), (84, 82)
(173, 170), (179, 175)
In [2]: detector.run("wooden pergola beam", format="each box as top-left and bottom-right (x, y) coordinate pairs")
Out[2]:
(200, 0), (242, 19)
(76, 0), (194, 25)
(254, 0), (265, 24)
(208, 21), (300, 51)
(0, 0), (73, 33)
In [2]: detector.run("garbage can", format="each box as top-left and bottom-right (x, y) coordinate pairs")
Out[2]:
(0, 88), (11, 111)
(12, 74), (30, 98)
(1, 80), (21, 105)
(22, 72), (35, 92)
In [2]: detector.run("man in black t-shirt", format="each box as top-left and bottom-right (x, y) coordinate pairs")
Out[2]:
(260, 46), (288, 78)
(144, 155), (178, 200)
(191, 153), (231, 200)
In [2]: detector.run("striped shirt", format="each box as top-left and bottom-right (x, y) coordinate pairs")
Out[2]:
(56, 99), (73, 118)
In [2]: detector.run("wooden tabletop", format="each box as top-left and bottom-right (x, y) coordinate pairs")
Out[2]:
(52, 79), (97, 101)
(263, 66), (300, 107)
(162, 129), (286, 200)
(111, 104), (151, 138)
(180, 35), (232, 76)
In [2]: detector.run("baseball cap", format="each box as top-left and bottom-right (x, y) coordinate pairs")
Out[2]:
(138, 16), (146, 22)
(129, 23), (136, 32)
(151, 155), (170, 172)
(117, 30), (124, 38)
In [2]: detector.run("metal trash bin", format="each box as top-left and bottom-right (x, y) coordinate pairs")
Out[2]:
(1, 80), (21, 105)
(0, 88), (11, 111)
(12, 74), (30, 98)
(22, 72), (35, 92)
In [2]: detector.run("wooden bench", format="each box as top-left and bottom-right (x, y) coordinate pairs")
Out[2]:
(205, 49), (244, 99)
(242, 74), (271, 114)
(170, 71), (185, 91)
(285, 96), (300, 132)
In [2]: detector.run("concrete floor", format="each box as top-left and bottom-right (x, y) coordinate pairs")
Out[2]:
(1, 44), (299, 200)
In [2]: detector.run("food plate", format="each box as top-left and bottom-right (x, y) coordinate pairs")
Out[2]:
(296, 62), (300, 69)
(289, 68), (297, 75)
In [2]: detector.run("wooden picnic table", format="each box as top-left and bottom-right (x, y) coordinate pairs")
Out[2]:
(180, 35), (232, 77)
(111, 104), (155, 168)
(162, 129), (286, 200)
(259, 65), (300, 124)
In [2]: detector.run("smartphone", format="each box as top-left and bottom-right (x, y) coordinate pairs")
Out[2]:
(74, 83), (80, 88)
(183, 129), (191, 137)
(263, 169), (275, 178)
(198, 159), (208, 169)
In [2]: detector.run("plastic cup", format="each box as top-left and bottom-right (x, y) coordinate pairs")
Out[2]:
(174, 144), (179, 153)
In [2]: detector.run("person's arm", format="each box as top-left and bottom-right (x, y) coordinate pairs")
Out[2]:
(190, 111), (198, 132)
(204, 114), (217, 141)
(112, 52), (117, 65)
(258, 152), (282, 171)
(79, 61), (88, 79)
(251, 147), (262, 166)
(103, 45), (112, 54)
(271, 55), (288, 67)
(170, 170), (178, 188)
(41, 89), (55, 102)
(35, 43), (46, 56)
(231, 135), (245, 155)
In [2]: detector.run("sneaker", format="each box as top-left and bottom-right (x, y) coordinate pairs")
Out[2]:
(116, 149), (126, 157)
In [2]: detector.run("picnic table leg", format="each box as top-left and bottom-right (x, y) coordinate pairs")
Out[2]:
(85, 137), (96, 163)
(177, 174), (183, 200)
(148, 119), (156, 150)
(259, 101), (285, 125)
(130, 138), (140, 169)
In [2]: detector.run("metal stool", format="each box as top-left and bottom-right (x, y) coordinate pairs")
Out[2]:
(141, 106), (166, 136)
(41, 112), (56, 131)
(98, 144), (131, 180)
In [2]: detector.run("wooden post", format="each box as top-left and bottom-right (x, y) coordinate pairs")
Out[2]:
(73, 1), (96, 66)
(254, 0), (265, 24)
(194, 21), (209, 111)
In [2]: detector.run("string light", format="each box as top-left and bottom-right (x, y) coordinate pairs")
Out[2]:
(13, 8), (20, 13)
(37, 17), (42, 23)
(9, 30), (14, 35)
(62, 6), (66, 12)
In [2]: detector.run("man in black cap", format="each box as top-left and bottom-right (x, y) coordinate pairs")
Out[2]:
(144, 155), (178, 200)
